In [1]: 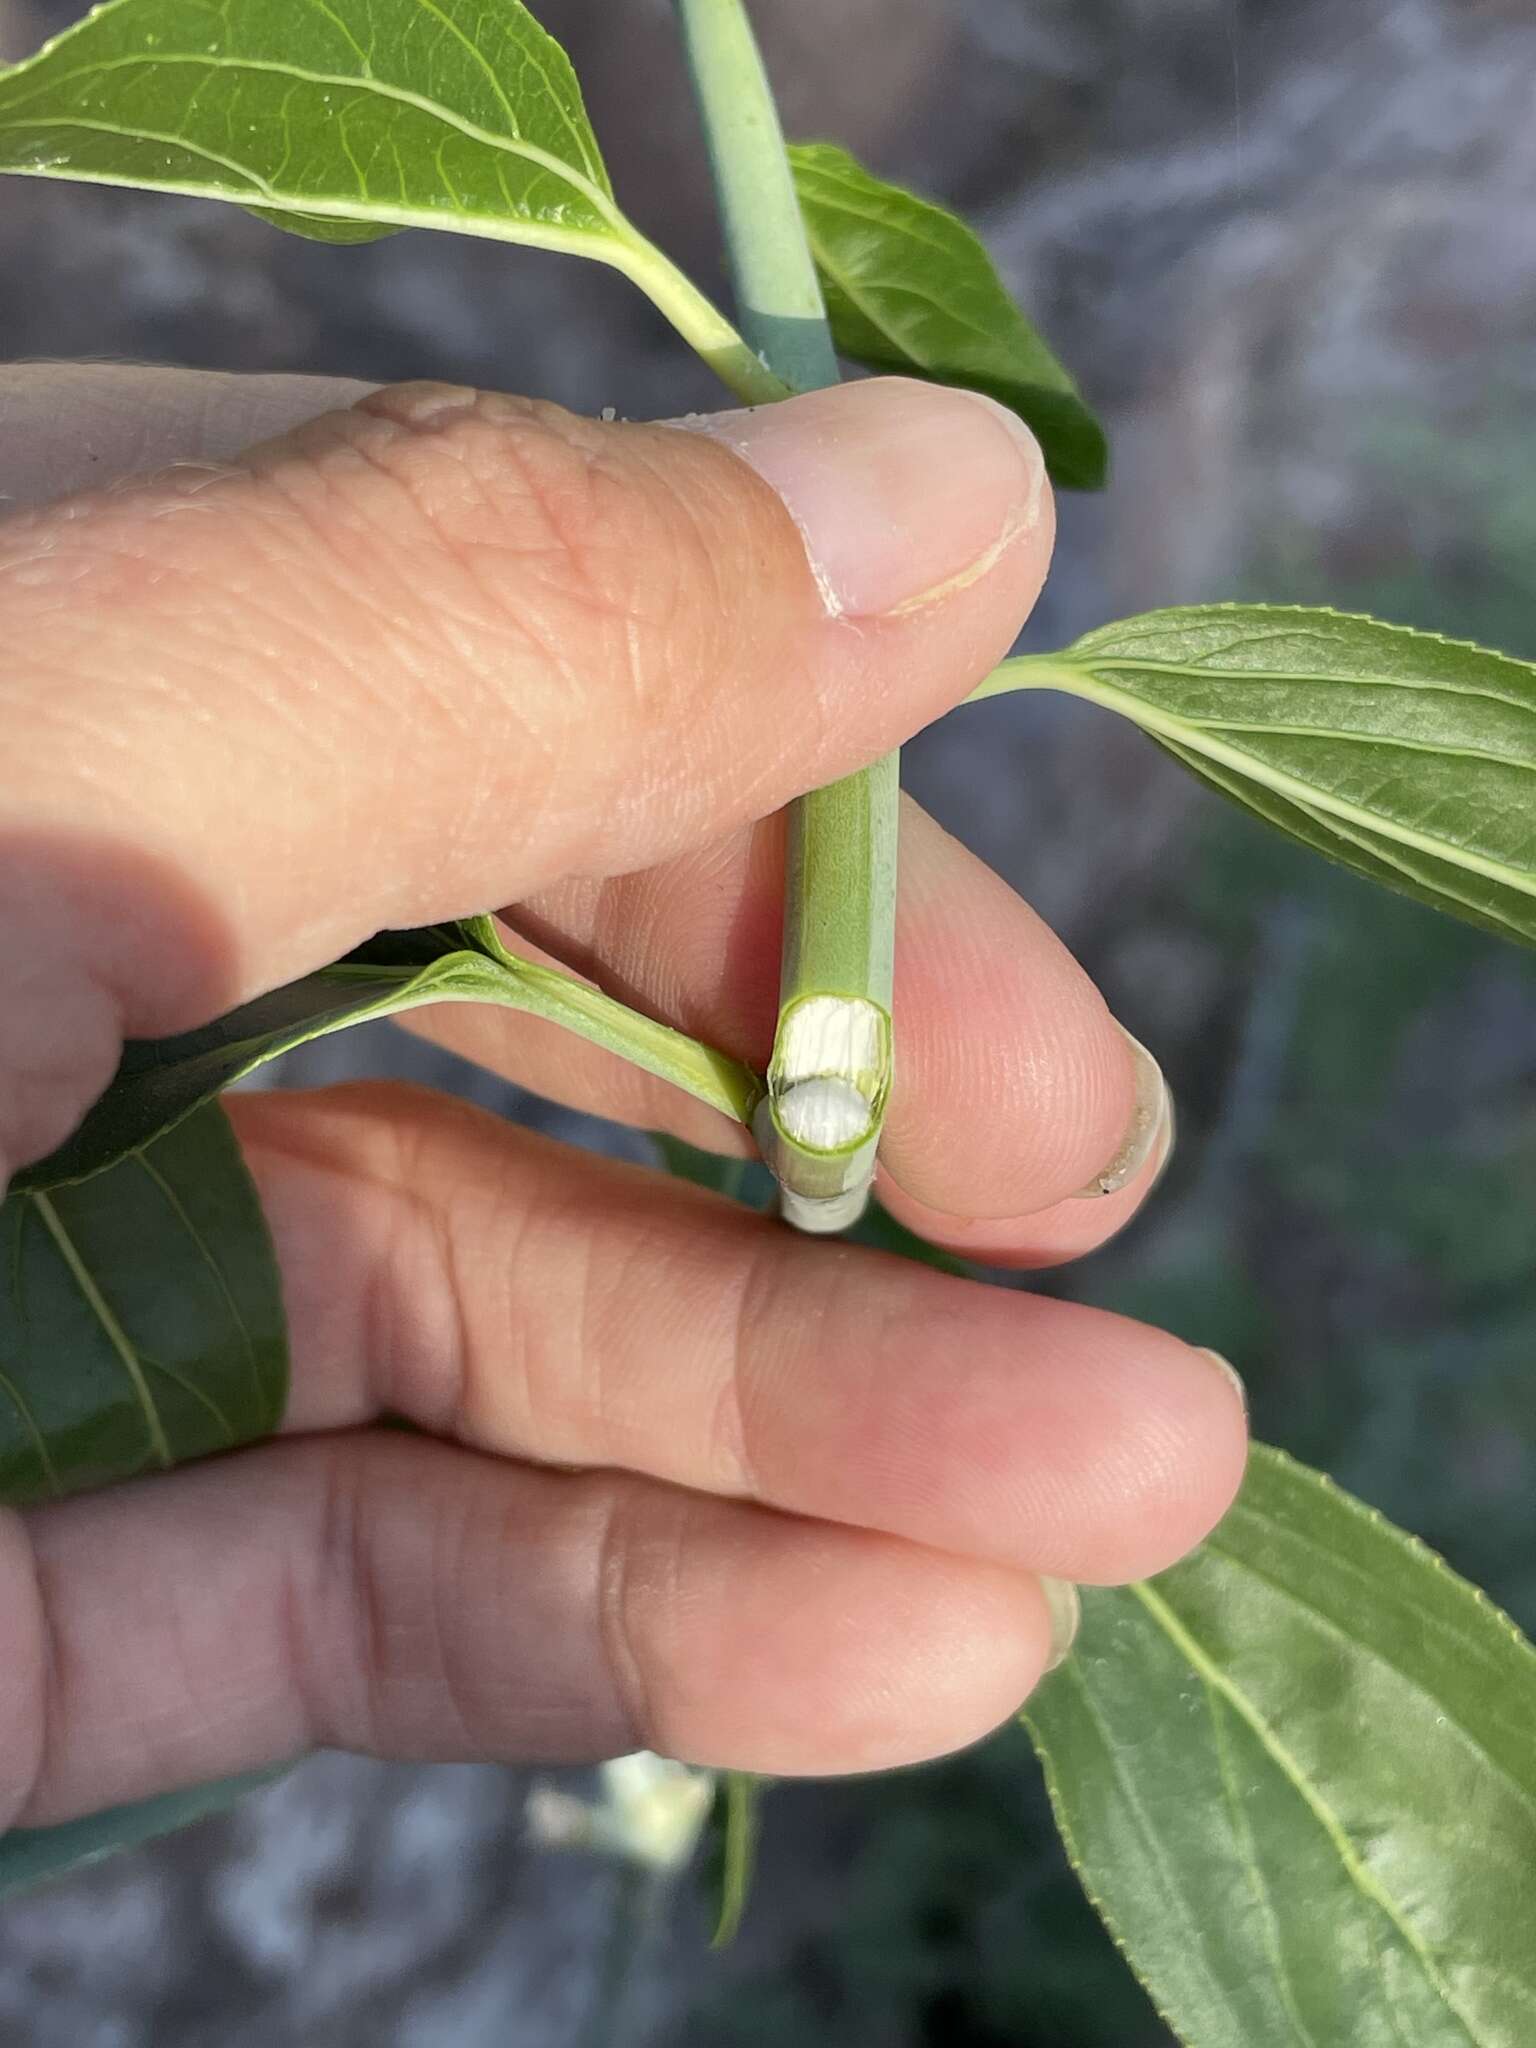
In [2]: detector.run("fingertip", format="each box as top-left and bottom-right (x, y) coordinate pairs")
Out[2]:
(634, 1506), (1053, 1777)
(874, 1085), (1174, 1269)
(674, 377), (1049, 624)
(877, 808), (1142, 1218)
(1066, 1332), (1250, 1586)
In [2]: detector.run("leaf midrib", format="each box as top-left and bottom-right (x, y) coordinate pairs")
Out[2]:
(1207, 1520), (1536, 1817)
(1155, 735), (1535, 942)
(1204, 1680), (1322, 2048)
(1050, 667), (1536, 898)
(800, 213), (1020, 364)
(1131, 1580), (1485, 2047)
(0, 49), (626, 233)
(1166, 722), (1536, 778)
(1074, 652), (1536, 722)
(30, 1191), (172, 1469)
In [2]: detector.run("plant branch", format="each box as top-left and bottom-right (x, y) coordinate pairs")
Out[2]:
(674, 0), (899, 1233)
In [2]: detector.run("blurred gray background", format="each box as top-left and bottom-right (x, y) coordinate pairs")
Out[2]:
(2, 0), (1535, 2041)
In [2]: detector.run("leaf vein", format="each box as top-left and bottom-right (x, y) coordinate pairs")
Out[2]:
(1131, 1580), (1485, 2046)
(30, 1193), (172, 1470)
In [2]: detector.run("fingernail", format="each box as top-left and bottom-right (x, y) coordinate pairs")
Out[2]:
(1195, 1347), (1248, 1418)
(1041, 1577), (1081, 1673)
(1071, 1027), (1171, 1198)
(671, 378), (1045, 619)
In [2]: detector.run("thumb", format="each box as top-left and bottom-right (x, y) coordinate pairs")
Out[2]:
(0, 373), (1050, 1179)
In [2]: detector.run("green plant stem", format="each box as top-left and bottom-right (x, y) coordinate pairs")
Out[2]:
(674, 0), (899, 1233)
(611, 233), (791, 405)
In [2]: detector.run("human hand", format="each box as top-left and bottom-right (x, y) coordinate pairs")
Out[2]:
(0, 364), (1246, 1829)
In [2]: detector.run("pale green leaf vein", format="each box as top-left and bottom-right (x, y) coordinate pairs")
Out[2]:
(1208, 1519), (1536, 1803)
(1131, 1580), (1484, 2045)
(135, 1150), (266, 1417)
(1174, 721), (1536, 778)
(0, 51), (621, 227)
(30, 1192), (172, 1469)
(0, 115), (276, 196)
(1049, 671), (1536, 900)
(1280, 783), (1533, 939)
(1205, 1681), (1321, 2047)
(1074, 653), (1536, 722)
(1052, 1658), (1236, 2014)
(1154, 735), (1535, 942)
(802, 219), (1011, 358)
(140, 1353), (236, 1440)
(302, 0), (371, 71)
(0, 1362), (60, 1496)
(405, 0), (518, 134)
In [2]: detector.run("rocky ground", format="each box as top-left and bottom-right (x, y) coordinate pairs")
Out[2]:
(2, 0), (1535, 2041)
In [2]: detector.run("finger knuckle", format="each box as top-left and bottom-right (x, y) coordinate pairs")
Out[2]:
(594, 1480), (674, 1757)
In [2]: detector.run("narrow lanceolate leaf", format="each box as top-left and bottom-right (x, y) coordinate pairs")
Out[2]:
(0, 1769), (288, 1898)
(976, 605), (1536, 947)
(788, 141), (1107, 490)
(0, 0), (783, 401)
(0, 1104), (287, 1506)
(709, 1772), (763, 1949)
(1026, 1445), (1536, 2048)
(19, 921), (762, 1192)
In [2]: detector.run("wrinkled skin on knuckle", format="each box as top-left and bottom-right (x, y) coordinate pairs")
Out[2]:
(284, 388), (766, 861)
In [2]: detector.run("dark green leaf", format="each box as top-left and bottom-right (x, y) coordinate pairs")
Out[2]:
(789, 141), (1107, 490)
(1026, 1445), (1536, 2047)
(16, 927), (500, 1190)
(23, 923), (762, 1192)
(0, 0), (620, 252)
(979, 606), (1536, 947)
(0, 1768), (288, 1898)
(845, 1197), (971, 1275)
(0, 1104), (288, 1506)
(656, 1135), (775, 1211)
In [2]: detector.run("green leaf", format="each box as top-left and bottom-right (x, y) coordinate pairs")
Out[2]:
(844, 1197), (971, 1276)
(656, 1135), (776, 1211)
(0, 1768), (288, 1899)
(0, 0), (784, 402)
(21, 922), (763, 1193)
(788, 141), (1107, 491)
(0, 1104), (288, 1506)
(0, 0), (614, 241)
(977, 605), (1536, 947)
(708, 1771), (762, 1949)
(1026, 1445), (1536, 2047)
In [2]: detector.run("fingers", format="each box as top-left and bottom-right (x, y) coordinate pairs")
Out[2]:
(0, 363), (377, 510)
(874, 1136), (1173, 1268)
(0, 365), (1050, 1182)
(410, 797), (1158, 1226)
(230, 1085), (1247, 1588)
(8, 1434), (1054, 1828)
